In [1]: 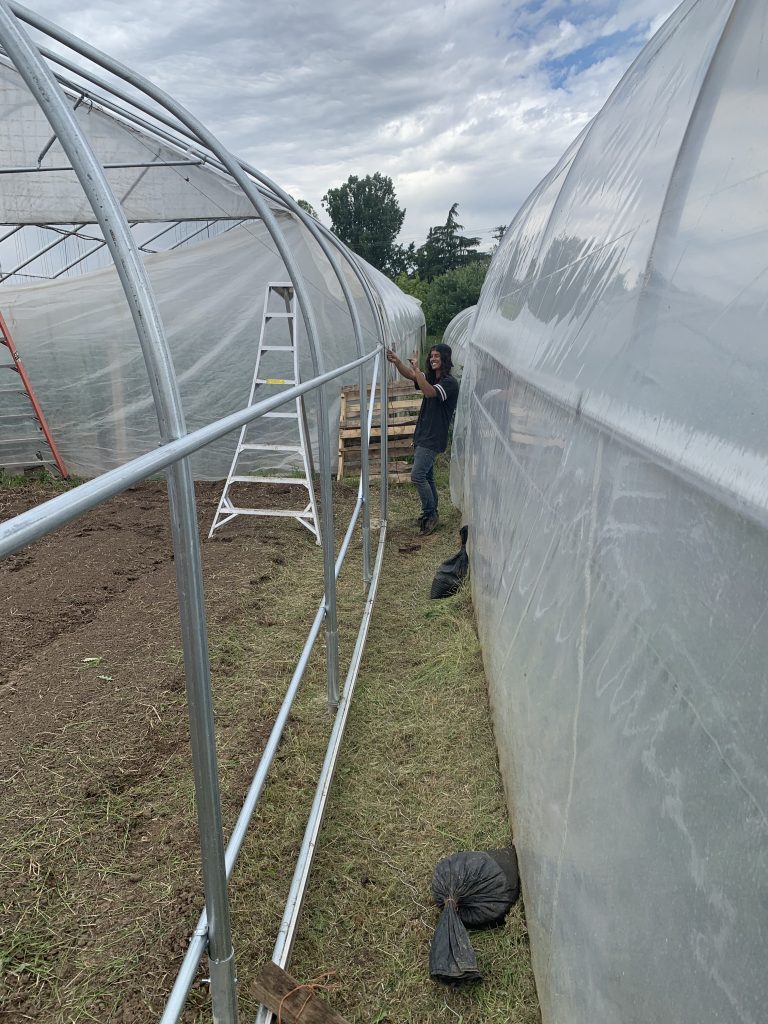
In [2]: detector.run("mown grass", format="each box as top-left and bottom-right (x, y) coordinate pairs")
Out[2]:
(208, 459), (539, 1023)
(0, 464), (538, 1023)
(282, 461), (539, 1023)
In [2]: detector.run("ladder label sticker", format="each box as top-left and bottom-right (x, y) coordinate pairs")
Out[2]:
(265, 378), (287, 385)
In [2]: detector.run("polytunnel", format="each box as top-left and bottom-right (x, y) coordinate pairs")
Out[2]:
(452, 1), (768, 1022)
(0, 3), (424, 1022)
(0, 17), (423, 480)
(441, 303), (476, 374)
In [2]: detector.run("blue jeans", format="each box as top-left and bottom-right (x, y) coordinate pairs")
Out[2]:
(411, 445), (439, 517)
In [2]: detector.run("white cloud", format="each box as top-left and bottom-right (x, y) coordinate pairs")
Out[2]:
(15, 0), (676, 250)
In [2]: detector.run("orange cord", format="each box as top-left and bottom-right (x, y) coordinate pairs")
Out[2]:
(276, 971), (338, 1023)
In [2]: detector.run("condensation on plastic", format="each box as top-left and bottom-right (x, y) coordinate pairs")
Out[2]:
(0, 60), (424, 478)
(451, 1), (768, 1022)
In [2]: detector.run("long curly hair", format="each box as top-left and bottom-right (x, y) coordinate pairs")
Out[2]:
(425, 343), (453, 385)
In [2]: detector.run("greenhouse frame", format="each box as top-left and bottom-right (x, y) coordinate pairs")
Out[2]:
(0, 2), (423, 1021)
(3, 0), (768, 1022)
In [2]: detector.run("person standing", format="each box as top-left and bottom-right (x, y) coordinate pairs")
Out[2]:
(385, 343), (459, 535)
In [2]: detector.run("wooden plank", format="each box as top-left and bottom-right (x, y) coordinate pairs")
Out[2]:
(339, 423), (418, 440)
(343, 396), (421, 412)
(337, 381), (421, 480)
(336, 389), (347, 479)
(251, 962), (351, 1024)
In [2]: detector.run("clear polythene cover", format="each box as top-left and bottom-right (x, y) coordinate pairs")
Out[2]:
(0, 217), (424, 478)
(452, 1), (768, 1022)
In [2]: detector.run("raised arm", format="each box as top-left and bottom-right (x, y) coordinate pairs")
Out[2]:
(385, 348), (438, 397)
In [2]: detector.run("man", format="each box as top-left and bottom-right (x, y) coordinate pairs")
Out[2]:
(385, 342), (459, 535)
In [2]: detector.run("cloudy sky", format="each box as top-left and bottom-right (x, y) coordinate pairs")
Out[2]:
(24, 0), (676, 251)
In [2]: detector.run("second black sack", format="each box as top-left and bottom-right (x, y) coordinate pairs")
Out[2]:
(430, 525), (469, 599)
(429, 847), (519, 983)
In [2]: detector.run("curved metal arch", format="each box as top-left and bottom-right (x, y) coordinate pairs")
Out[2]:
(0, 2), (240, 1019)
(25, 39), (394, 577)
(8, 0), (346, 712)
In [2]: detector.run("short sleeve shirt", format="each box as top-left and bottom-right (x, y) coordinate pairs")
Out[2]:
(412, 373), (459, 453)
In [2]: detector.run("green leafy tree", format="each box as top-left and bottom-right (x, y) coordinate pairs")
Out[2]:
(322, 172), (405, 274)
(421, 259), (490, 335)
(395, 272), (428, 305)
(387, 241), (417, 278)
(415, 203), (484, 281)
(296, 198), (319, 219)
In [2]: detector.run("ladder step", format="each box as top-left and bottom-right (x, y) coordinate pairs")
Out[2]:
(237, 443), (304, 453)
(216, 507), (312, 521)
(260, 345), (295, 352)
(255, 378), (296, 386)
(264, 312), (294, 319)
(227, 475), (310, 486)
(262, 411), (298, 419)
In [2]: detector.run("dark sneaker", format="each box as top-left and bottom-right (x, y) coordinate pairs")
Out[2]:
(419, 512), (439, 536)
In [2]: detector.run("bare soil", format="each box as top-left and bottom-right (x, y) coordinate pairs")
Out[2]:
(0, 478), (336, 1023)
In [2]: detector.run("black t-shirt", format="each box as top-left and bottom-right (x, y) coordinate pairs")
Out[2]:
(412, 373), (459, 453)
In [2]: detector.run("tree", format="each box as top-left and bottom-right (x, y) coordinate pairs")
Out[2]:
(421, 259), (490, 335)
(394, 271), (428, 306)
(322, 172), (405, 275)
(387, 241), (416, 278)
(414, 203), (484, 281)
(492, 224), (507, 249)
(296, 198), (319, 219)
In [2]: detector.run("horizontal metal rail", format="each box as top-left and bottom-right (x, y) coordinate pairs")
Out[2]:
(160, 353), (385, 1023)
(254, 522), (389, 1024)
(0, 11), (394, 1022)
(0, 349), (375, 560)
(0, 158), (204, 173)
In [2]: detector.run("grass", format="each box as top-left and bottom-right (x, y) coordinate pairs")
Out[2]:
(0, 464), (539, 1023)
(0, 468), (79, 491)
(280, 459), (539, 1023)
(205, 457), (539, 1022)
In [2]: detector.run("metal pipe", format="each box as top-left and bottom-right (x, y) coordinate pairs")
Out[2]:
(23, 37), (391, 583)
(0, 223), (23, 243)
(0, 350), (374, 561)
(161, 599), (325, 1024)
(27, 41), (391, 582)
(254, 523), (389, 1024)
(0, 224), (83, 282)
(12, 0), (344, 727)
(378, 334), (390, 522)
(0, 9), (239, 1021)
(0, 158), (203, 173)
(334, 493), (364, 577)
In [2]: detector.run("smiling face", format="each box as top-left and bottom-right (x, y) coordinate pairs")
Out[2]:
(428, 348), (443, 376)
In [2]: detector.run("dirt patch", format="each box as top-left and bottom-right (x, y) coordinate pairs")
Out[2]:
(0, 478), (336, 1023)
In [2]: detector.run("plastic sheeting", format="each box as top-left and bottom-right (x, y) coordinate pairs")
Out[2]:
(442, 304), (475, 372)
(451, 1), (768, 1022)
(0, 57), (424, 478)
(0, 58), (255, 223)
(1, 219), (423, 478)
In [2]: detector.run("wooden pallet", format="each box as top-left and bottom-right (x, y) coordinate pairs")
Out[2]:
(337, 381), (421, 480)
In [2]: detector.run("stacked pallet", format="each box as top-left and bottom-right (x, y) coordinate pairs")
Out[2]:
(337, 381), (421, 480)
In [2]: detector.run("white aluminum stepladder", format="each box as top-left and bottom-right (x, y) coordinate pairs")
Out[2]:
(208, 282), (321, 543)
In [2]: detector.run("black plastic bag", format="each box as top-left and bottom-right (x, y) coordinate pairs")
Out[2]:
(429, 847), (519, 983)
(430, 525), (469, 599)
